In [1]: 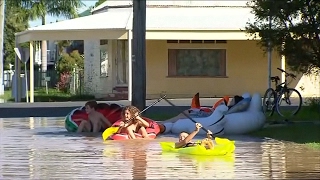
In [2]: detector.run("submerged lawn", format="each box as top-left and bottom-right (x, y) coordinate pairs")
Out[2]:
(249, 123), (320, 150)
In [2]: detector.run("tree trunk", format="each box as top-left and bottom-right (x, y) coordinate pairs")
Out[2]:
(41, 15), (47, 72)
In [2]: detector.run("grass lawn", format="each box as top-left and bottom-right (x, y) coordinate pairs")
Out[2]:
(0, 89), (95, 102)
(0, 90), (11, 101)
(266, 106), (320, 122)
(260, 103), (320, 150)
(249, 123), (320, 149)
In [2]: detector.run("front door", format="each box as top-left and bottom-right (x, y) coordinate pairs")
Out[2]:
(115, 40), (128, 86)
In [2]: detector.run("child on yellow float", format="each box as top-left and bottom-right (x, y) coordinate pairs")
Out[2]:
(175, 123), (214, 149)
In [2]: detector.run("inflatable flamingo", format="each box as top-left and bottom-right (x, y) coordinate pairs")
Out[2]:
(160, 92), (266, 135)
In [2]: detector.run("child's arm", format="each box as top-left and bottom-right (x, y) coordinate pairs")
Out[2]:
(126, 125), (137, 139)
(99, 113), (112, 127)
(136, 116), (149, 127)
(116, 121), (128, 133)
(175, 129), (199, 148)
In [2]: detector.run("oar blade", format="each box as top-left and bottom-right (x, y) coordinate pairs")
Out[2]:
(102, 127), (119, 141)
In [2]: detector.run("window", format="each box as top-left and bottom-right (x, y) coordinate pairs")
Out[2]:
(168, 49), (226, 77)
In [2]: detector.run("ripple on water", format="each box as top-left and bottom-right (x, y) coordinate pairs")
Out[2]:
(0, 117), (320, 179)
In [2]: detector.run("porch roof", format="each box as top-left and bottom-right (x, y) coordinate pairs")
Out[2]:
(16, 7), (256, 43)
(15, 8), (132, 43)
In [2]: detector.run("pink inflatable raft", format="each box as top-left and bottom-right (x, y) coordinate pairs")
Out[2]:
(108, 118), (161, 140)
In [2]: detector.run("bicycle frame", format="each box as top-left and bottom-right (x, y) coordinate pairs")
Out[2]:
(264, 68), (302, 118)
(271, 71), (294, 104)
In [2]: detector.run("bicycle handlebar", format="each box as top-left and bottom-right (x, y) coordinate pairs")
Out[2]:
(277, 68), (296, 79)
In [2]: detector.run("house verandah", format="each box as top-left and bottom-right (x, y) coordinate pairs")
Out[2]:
(14, 6), (262, 102)
(14, 6), (319, 102)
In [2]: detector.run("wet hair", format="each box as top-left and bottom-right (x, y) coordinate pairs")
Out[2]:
(85, 101), (98, 109)
(121, 105), (141, 121)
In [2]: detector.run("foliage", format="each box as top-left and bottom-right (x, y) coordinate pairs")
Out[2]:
(305, 97), (320, 112)
(56, 40), (72, 54)
(56, 72), (71, 93)
(4, 88), (95, 102)
(56, 50), (84, 74)
(19, 0), (85, 21)
(56, 53), (76, 73)
(70, 50), (84, 70)
(3, 3), (29, 70)
(16, 0), (84, 71)
(95, 0), (107, 7)
(245, 0), (320, 75)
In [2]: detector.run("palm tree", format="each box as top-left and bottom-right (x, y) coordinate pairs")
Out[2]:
(19, 0), (84, 72)
(3, 1), (29, 70)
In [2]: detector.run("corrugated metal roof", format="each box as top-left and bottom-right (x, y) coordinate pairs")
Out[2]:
(25, 6), (254, 31)
(146, 7), (253, 30)
(93, 0), (249, 13)
(28, 8), (132, 31)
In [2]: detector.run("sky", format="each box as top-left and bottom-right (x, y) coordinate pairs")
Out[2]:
(29, 0), (98, 27)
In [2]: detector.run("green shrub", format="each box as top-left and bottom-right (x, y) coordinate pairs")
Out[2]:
(305, 97), (320, 112)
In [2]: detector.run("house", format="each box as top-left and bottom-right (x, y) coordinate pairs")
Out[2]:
(14, 0), (320, 102)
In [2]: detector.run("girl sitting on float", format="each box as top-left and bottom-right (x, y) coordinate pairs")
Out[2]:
(116, 105), (150, 139)
(175, 123), (214, 149)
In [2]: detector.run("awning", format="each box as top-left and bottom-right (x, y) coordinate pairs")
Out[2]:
(16, 7), (256, 43)
(15, 8), (132, 43)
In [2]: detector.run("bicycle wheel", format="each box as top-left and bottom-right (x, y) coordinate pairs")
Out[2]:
(276, 88), (302, 118)
(262, 88), (276, 117)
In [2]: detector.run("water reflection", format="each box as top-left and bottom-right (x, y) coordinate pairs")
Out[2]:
(0, 118), (319, 179)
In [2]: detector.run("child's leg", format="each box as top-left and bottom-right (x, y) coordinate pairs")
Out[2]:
(77, 120), (91, 133)
(138, 126), (148, 138)
(92, 121), (101, 133)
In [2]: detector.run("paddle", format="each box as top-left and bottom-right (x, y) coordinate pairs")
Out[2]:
(102, 95), (167, 141)
(163, 97), (221, 138)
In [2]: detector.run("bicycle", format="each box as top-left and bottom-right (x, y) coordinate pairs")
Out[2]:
(262, 68), (302, 118)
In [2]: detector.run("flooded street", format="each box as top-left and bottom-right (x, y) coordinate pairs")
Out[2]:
(0, 117), (319, 179)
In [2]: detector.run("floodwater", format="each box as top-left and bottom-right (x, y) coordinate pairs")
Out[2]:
(0, 118), (319, 179)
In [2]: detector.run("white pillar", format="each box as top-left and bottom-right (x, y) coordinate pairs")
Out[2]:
(83, 39), (100, 95)
(14, 36), (21, 102)
(30, 41), (34, 103)
(128, 30), (132, 102)
(281, 55), (286, 84)
(267, 16), (272, 89)
(0, 0), (5, 96)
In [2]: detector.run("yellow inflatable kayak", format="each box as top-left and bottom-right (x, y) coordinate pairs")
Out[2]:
(160, 137), (235, 156)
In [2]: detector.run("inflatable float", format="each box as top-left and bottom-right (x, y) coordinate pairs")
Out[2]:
(107, 117), (161, 140)
(160, 92), (266, 135)
(64, 103), (123, 132)
(160, 152), (235, 179)
(160, 137), (235, 156)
